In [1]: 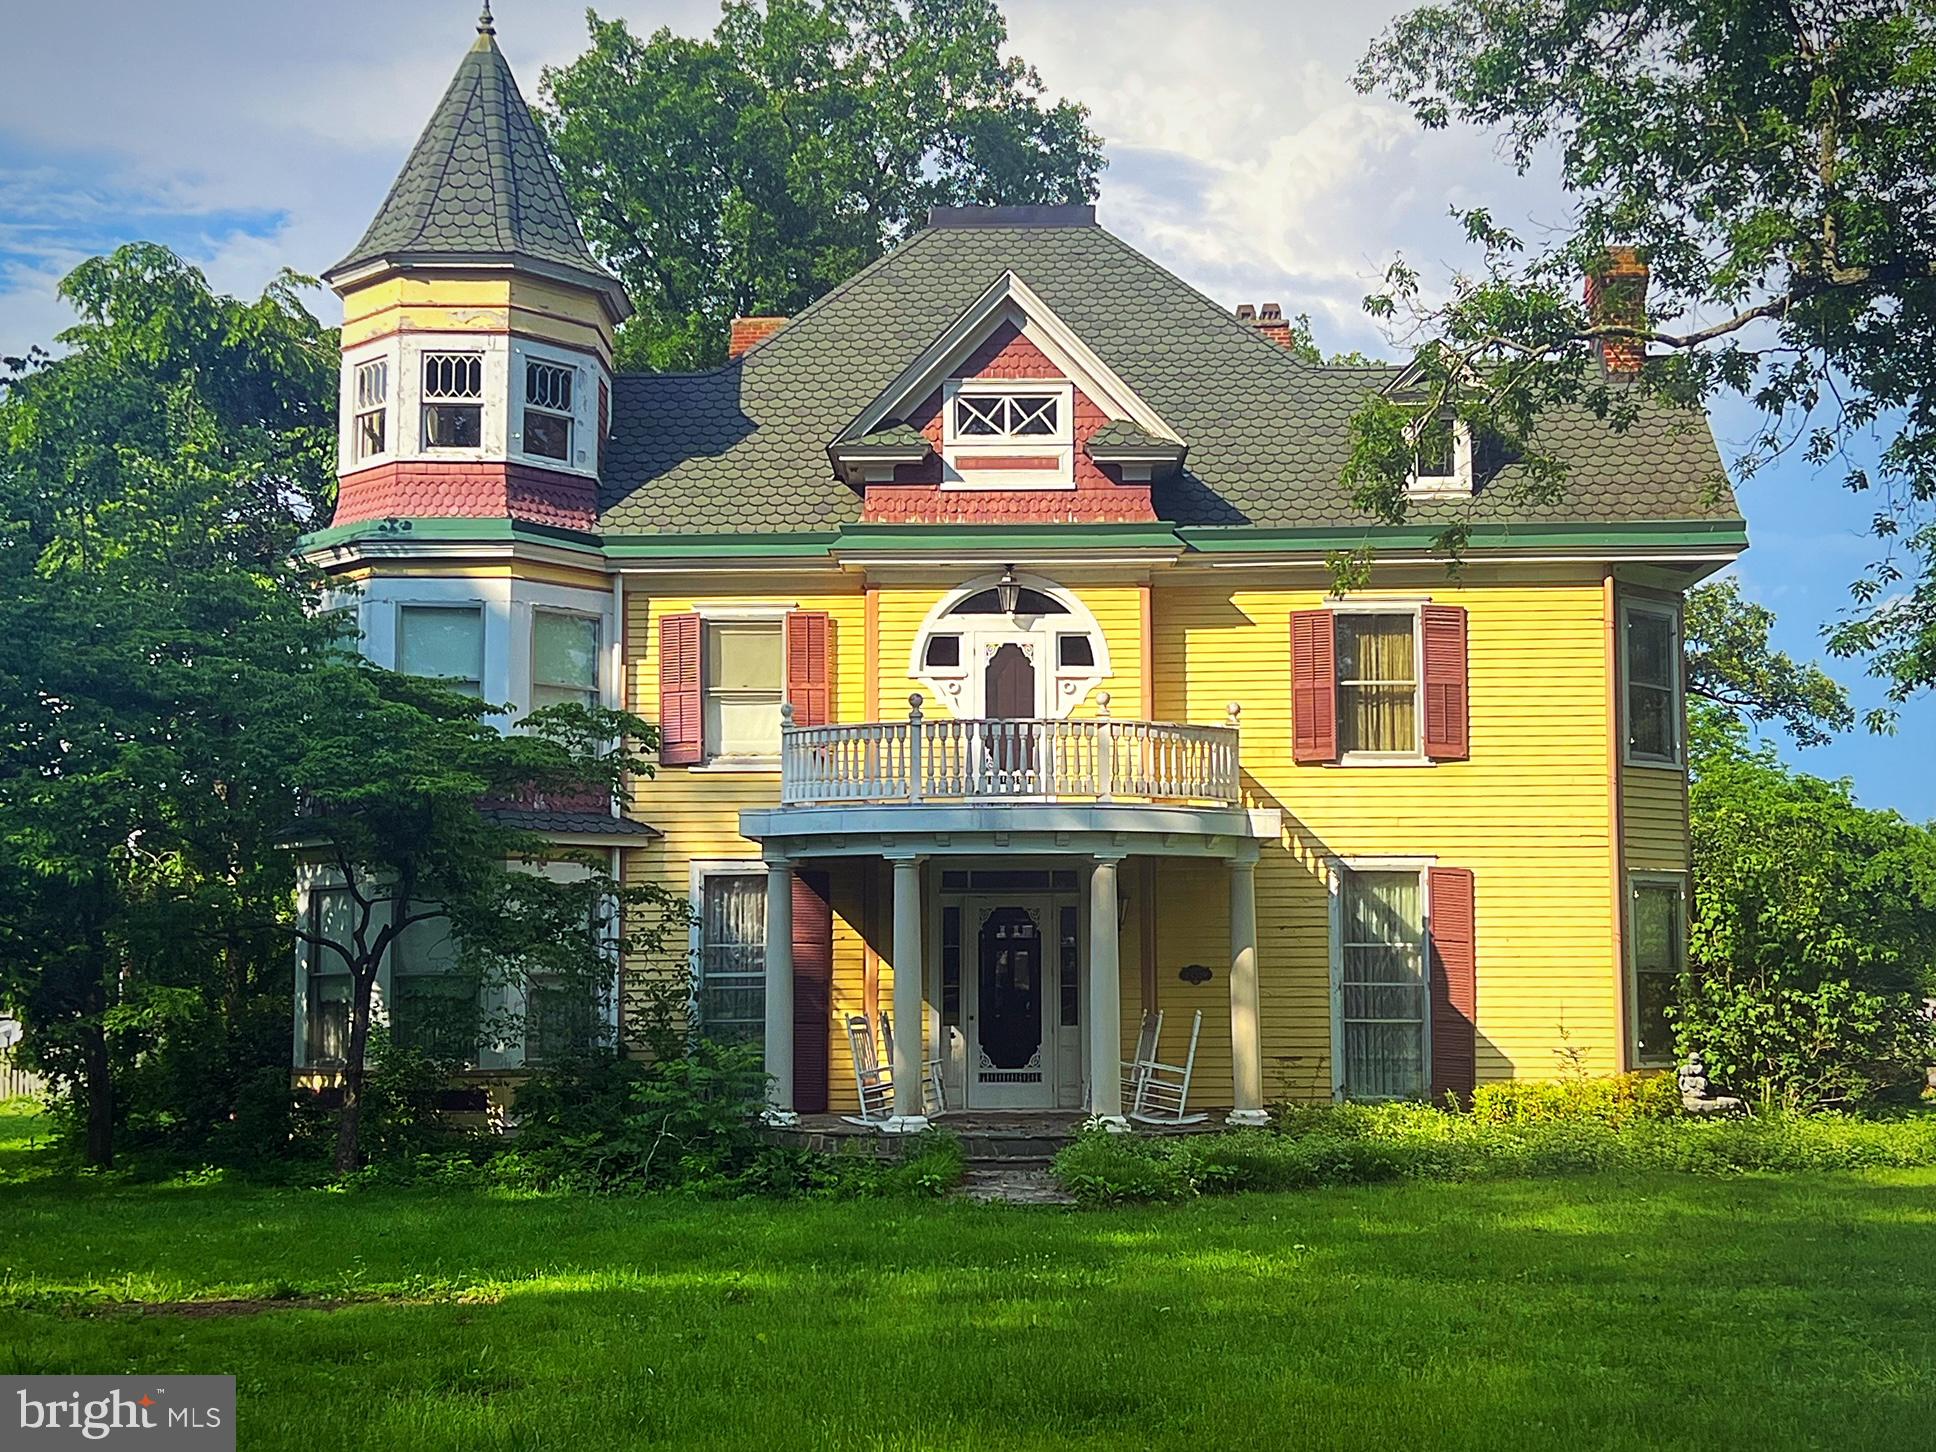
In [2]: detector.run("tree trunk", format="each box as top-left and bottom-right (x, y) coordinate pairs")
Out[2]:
(332, 970), (377, 1174)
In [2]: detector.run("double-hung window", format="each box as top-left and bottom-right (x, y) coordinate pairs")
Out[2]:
(1338, 869), (1428, 1099)
(1336, 612), (1420, 756)
(304, 887), (355, 1066)
(1628, 878), (1686, 1067)
(390, 907), (478, 1064)
(703, 619), (783, 760)
(398, 606), (484, 697)
(1623, 602), (1682, 764)
(353, 359), (388, 462)
(523, 359), (575, 463)
(421, 352), (484, 449)
(532, 611), (600, 711)
(695, 872), (766, 1044)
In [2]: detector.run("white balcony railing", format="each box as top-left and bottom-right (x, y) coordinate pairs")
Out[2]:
(779, 694), (1242, 807)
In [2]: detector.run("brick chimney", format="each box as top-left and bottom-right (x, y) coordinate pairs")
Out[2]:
(728, 315), (787, 359)
(1584, 248), (1648, 376)
(1236, 301), (1294, 349)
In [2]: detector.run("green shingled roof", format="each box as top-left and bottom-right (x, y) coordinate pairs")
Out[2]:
(600, 217), (1739, 537)
(326, 21), (620, 306)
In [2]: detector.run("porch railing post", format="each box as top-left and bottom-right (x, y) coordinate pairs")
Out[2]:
(906, 694), (925, 803)
(1095, 692), (1114, 803)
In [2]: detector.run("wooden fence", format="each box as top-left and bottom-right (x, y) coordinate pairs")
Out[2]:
(0, 1052), (45, 1100)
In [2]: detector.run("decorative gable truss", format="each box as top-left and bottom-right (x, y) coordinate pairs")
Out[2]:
(829, 271), (1185, 512)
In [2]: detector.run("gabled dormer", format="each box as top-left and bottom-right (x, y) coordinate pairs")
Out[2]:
(321, 5), (629, 532)
(829, 258), (1185, 525)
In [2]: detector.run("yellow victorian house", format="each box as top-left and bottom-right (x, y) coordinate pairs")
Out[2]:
(296, 14), (1742, 1130)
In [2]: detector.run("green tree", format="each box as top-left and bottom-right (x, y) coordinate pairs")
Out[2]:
(541, 0), (1105, 370)
(1686, 578), (1853, 748)
(1350, 2), (1936, 710)
(1679, 704), (1936, 1108)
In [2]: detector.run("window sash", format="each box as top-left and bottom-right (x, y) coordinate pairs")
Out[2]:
(1337, 614), (1419, 755)
(703, 621), (783, 757)
(1624, 608), (1681, 761)
(697, 874), (766, 1042)
(1630, 883), (1684, 1066)
(397, 607), (484, 696)
(1339, 871), (1427, 1099)
(533, 612), (600, 710)
(354, 407), (386, 460)
(422, 353), (483, 400)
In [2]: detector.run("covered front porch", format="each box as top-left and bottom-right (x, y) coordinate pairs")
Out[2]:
(741, 703), (1281, 1132)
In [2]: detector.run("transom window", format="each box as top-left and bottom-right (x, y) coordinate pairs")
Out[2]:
(703, 619), (783, 760)
(696, 873), (765, 1044)
(422, 352), (484, 449)
(953, 392), (1059, 438)
(1629, 878), (1686, 1067)
(1623, 603), (1681, 764)
(353, 359), (388, 461)
(1337, 612), (1419, 755)
(1339, 870), (1428, 1099)
(532, 611), (599, 711)
(523, 359), (575, 462)
(397, 606), (484, 697)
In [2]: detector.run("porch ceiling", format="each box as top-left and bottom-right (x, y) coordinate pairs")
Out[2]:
(738, 800), (1280, 859)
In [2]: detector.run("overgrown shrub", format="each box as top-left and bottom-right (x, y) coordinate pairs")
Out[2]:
(1052, 1096), (1936, 1204)
(1470, 1072), (1681, 1128)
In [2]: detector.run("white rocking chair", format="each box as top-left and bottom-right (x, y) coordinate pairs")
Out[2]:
(878, 1011), (946, 1115)
(1128, 1009), (1208, 1125)
(1122, 1009), (1162, 1112)
(841, 1013), (895, 1126)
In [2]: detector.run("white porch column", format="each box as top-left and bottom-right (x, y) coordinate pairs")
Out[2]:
(886, 854), (930, 1133)
(761, 852), (797, 1126)
(1227, 847), (1270, 1126)
(1087, 853), (1129, 1130)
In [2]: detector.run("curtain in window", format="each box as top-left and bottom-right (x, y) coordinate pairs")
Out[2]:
(1338, 615), (1417, 753)
(699, 875), (766, 1043)
(533, 613), (599, 709)
(703, 622), (783, 757)
(398, 608), (484, 696)
(1340, 871), (1426, 1098)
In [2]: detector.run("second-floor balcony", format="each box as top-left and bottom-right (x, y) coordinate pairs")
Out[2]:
(779, 694), (1242, 808)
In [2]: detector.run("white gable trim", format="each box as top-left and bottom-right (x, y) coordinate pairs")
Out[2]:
(843, 271), (1179, 444)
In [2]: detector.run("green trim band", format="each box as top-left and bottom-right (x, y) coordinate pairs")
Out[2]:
(1176, 519), (1750, 553)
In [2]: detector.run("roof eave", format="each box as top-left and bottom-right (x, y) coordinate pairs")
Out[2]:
(322, 250), (633, 324)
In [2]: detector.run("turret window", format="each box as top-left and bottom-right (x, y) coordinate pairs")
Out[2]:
(523, 359), (575, 462)
(353, 359), (388, 461)
(421, 352), (484, 449)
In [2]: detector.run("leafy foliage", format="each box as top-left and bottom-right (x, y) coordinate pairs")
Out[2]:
(540, 0), (1105, 370)
(1686, 578), (1854, 745)
(1353, 2), (1936, 703)
(1676, 703), (1936, 1107)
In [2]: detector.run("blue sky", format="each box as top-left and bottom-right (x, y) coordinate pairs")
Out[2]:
(3, 0), (1929, 820)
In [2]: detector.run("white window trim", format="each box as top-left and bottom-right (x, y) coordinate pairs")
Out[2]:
(1620, 597), (1685, 769)
(1327, 855), (1438, 1103)
(1405, 415), (1475, 496)
(908, 572), (1110, 719)
(696, 608), (789, 770)
(689, 860), (769, 1040)
(940, 377), (1076, 490)
(1326, 601), (1429, 766)
(510, 337), (601, 476)
(1626, 871), (1688, 1070)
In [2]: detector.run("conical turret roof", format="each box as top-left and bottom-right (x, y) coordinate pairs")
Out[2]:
(326, 12), (626, 317)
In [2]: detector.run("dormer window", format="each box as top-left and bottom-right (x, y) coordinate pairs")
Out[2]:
(941, 379), (1075, 488)
(422, 352), (484, 449)
(1407, 410), (1474, 495)
(523, 359), (575, 462)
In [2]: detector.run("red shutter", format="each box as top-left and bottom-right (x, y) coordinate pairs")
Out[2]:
(785, 610), (832, 727)
(658, 612), (702, 765)
(1290, 609), (1337, 764)
(1421, 605), (1470, 760)
(1428, 866), (1477, 1101)
(791, 869), (833, 1113)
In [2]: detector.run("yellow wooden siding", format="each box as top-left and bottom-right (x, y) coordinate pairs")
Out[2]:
(1153, 573), (1622, 1090)
(1622, 767), (1688, 872)
(338, 560), (608, 590)
(340, 273), (614, 360)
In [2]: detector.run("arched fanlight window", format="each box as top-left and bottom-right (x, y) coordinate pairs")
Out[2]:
(949, 587), (1068, 616)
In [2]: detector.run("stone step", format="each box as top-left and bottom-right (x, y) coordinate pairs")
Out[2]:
(958, 1165), (1077, 1206)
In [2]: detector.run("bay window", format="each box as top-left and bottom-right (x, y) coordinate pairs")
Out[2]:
(398, 606), (484, 697)
(421, 351), (484, 449)
(522, 358), (574, 462)
(390, 909), (478, 1064)
(353, 358), (388, 461)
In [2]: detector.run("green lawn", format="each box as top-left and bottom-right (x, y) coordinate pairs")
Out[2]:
(1, 1103), (1932, 1450)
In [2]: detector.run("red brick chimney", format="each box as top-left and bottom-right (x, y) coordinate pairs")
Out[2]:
(1584, 248), (1648, 376)
(1236, 302), (1294, 349)
(728, 315), (787, 359)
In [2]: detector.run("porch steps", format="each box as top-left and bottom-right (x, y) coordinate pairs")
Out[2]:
(958, 1164), (1076, 1206)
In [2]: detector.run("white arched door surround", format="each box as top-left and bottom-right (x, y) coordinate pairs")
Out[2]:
(909, 572), (1111, 719)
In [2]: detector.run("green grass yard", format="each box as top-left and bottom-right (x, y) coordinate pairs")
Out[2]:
(1, 1104), (1932, 1450)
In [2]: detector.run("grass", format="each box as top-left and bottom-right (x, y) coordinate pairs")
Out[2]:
(1, 1101), (1932, 1450)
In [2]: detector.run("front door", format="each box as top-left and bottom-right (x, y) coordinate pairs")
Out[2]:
(966, 897), (1056, 1108)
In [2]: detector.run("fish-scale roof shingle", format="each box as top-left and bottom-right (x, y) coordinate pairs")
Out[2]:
(600, 218), (1739, 536)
